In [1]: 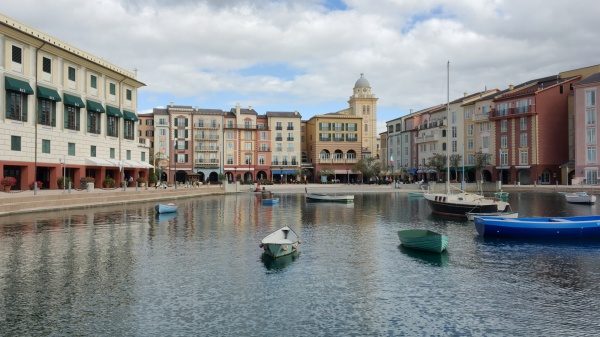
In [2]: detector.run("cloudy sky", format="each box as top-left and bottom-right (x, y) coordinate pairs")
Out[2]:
(2, 0), (599, 131)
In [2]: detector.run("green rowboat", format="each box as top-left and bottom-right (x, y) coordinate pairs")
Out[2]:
(397, 229), (448, 253)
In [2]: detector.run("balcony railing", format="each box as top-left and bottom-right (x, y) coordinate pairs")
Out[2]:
(195, 135), (220, 140)
(194, 123), (220, 129)
(287, 126), (294, 130)
(275, 126), (282, 130)
(275, 137), (283, 141)
(317, 157), (358, 164)
(195, 145), (219, 151)
(224, 124), (260, 129)
(287, 137), (294, 141)
(491, 105), (535, 118)
(195, 159), (220, 166)
(258, 147), (270, 152)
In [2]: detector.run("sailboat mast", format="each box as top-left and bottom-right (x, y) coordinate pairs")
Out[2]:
(446, 61), (450, 195)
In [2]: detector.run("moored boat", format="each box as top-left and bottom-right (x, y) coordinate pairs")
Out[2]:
(155, 203), (177, 214)
(306, 193), (354, 203)
(424, 192), (511, 219)
(260, 226), (300, 258)
(474, 215), (600, 239)
(397, 229), (448, 253)
(564, 192), (596, 204)
(262, 198), (280, 205)
(466, 211), (518, 221)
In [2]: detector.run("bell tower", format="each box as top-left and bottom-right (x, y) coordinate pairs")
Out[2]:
(348, 73), (378, 157)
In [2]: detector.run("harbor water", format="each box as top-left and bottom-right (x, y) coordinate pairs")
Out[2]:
(0, 192), (599, 336)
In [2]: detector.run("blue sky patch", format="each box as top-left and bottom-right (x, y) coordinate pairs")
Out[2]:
(323, 0), (348, 11)
(402, 5), (453, 34)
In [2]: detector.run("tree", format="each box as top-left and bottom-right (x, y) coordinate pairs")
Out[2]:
(426, 153), (446, 181)
(353, 157), (381, 183)
(474, 151), (491, 183)
(449, 154), (462, 181)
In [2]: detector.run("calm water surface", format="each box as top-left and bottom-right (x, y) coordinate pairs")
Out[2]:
(0, 192), (599, 336)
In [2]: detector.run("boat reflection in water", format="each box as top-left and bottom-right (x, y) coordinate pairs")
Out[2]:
(398, 245), (449, 267)
(155, 212), (177, 224)
(260, 251), (299, 271)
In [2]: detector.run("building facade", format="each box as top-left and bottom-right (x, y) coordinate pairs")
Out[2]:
(0, 13), (146, 190)
(267, 111), (302, 183)
(573, 72), (600, 185)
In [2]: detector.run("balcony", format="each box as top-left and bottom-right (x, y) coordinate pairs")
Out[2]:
(195, 145), (219, 151)
(415, 130), (442, 144)
(194, 123), (220, 129)
(194, 159), (220, 167)
(287, 137), (294, 141)
(275, 137), (283, 141)
(258, 147), (271, 152)
(472, 113), (489, 122)
(490, 105), (535, 119)
(195, 134), (220, 141)
(287, 126), (294, 130)
(317, 157), (358, 164)
(224, 124), (259, 129)
(275, 126), (283, 130)
(418, 118), (446, 130)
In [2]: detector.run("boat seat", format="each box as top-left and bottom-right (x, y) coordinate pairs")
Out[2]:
(549, 218), (571, 222)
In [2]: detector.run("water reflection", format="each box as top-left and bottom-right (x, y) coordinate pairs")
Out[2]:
(398, 245), (450, 267)
(1, 192), (600, 336)
(155, 212), (177, 224)
(260, 251), (299, 272)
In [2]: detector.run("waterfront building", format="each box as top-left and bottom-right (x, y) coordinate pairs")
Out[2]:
(573, 72), (600, 184)
(379, 131), (388, 173)
(168, 105), (194, 183)
(305, 113), (362, 183)
(192, 108), (224, 182)
(266, 111), (302, 183)
(0, 13), (146, 190)
(386, 116), (402, 174)
(223, 105), (260, 182)
(491, 76), (580, 184)
(152, 108), (170, 181)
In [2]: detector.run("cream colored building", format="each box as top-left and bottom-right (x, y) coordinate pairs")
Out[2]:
(267, 111), (302, 182)
(0, 13), (146, 190)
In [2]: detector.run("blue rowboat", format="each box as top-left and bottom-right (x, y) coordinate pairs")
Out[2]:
(262, 198), (280, 205)
(474, 215), (600, 239)
(397, 229), (448, 253)
(155, 203), (177, 214)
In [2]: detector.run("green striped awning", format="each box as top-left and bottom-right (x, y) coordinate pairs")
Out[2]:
(63, 93), (85, 108)
(123, 110), (138, 121)
(86, 100), (105, 113)
(5, 76), (34, 94)
(106, 105), (123, 118)
(37, 86), (61, 101)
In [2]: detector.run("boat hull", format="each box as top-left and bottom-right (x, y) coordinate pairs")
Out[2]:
(155, 203), (177, 214)
(262, 243), (298, 258)
(565, 193), (596, 204)
(398, 229), (448, 253)
(474, 215), (600, 239)
(425, 198), (499, 218)
(467, 211), (518, 221)
(306, 194), (354, 203)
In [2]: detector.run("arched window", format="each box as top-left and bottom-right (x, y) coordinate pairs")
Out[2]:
(320, 150), (330, 160)
(334, 149), (343, 159)
(346, 150), (356, 159)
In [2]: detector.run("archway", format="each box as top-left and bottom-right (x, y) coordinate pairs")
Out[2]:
(320, 149), (330, 160)
(244, 172), (253, 182)
(482, 169), (492, 182)
(568, 170), (575, 185)
(518, 169), (532, 185)
(225, 172), (234, 182)
(175, 170), (187, 183)
(208, 172), (219, 183)
(256, 171), (268, 181)
(334, 149), (343, 160)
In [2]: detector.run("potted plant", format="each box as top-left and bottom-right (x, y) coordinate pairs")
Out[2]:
(80, 177), (95, 191)
(136, 176), (147, 187)
(148, 173), (157, 187)
(1, 176), (17, 192)
(103, 177), (116, 188)
(29, 181), (43, 190)
(58, 176), (72, 189)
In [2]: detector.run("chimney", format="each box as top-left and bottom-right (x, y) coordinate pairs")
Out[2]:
(508, 84), (514, 90)
(248, 105), (253, 111)
(169, 101), (174, 107)
(235, 103), (240, 114)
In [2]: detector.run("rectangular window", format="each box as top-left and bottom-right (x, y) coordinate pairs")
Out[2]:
(126, 89), (132, 101)
(259, 156), (265, 165)
(497, 103), (508, 116)
(126, 150), (131, 160)
(482, 136), (490, 149)
(520, 133), (528, 147)
(68, 142), (75, 156)
(107, 116), (118, 137)
(64, 106), (80, 130)
(68, 66), (76, 81)
(501, 135), (508, 148)
(519, 150), (528, 165)
(500, 151), (508, 166)
(287, 122), (294, 130)
(227, 155), (233, 165)
(90, 74), (97, 89)
(110, 148), (115, 159)
(124, 120), (134, 140)
(177, 154), (186, 163)
(451, 126), (457, 138)
(587, 108), (596, 125)
(467, 138), (474, 150)
(41, 139), (51, 154)
(451, 111), (456, 124)
(38, 99), (56, 126)
(501, 120), (508, 132)
(12, 45), (22, 64)
(109, 83), (116, 95)
(6, 91), (28, 121)
(586, 90), (596, 107)
(141, 152), (146, 162)
(42, 57), (51, 74)
(467, 124), (474, 136)
(452, 140), (457, 153)
(90, 145), (96, 157)
(11, 135), (21, 151)
(87, 111), (101, 134)
(467, 154), (475, 165)
(520, 117), (527, 130)
(588, 146), (597, 163)
(585, 169), (598, 185)
(587, 127), (596, 144)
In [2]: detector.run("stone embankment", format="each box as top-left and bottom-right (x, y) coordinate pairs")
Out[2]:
(0, 185), (225, 217)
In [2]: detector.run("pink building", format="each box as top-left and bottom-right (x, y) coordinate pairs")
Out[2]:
(573, 73), (600, 185)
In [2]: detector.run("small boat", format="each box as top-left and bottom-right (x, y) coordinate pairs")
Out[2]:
(466, 211), (519, 221)
(397, 229), (448, 253)
(424, 192), (511, 218)
(474, 215), (600, 239)
(260, 226), (300, 258)
(564, 191), (596, 204)
(155, 203), (177, 214)
(262, 198), (280, 205)
(305, 188), (353, 203)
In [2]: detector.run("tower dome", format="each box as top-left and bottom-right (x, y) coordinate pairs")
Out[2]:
(354, 73), (370, 89)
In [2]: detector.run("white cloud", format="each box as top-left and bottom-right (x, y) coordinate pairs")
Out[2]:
(1, 0), (599, 127)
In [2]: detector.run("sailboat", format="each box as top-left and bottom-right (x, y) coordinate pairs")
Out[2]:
(423, 61), (511, 218)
